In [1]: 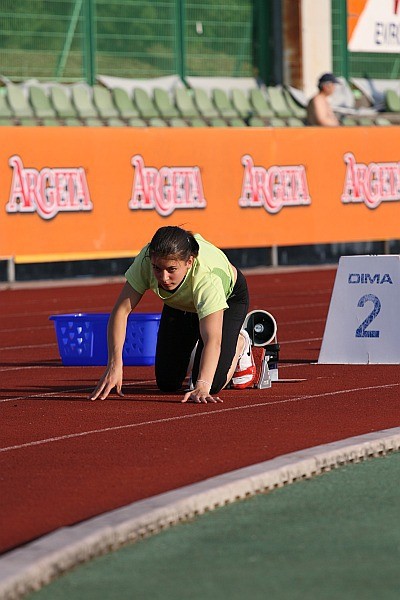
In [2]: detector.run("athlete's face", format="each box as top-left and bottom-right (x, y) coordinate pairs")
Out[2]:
(151, 255), (194, 291)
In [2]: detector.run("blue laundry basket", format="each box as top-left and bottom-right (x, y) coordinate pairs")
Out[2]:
(50, 312), (161, 366)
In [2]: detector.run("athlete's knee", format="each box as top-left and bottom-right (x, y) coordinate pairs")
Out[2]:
(156, 376), (184, 393)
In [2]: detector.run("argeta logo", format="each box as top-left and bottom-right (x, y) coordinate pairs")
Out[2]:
(342, 152), (400, 209)
(129, 154), (206, 217)
(6, 155), (93, 220)
(239, 154), (311, 214)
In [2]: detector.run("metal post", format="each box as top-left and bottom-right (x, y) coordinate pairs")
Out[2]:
(271, 245), (279, 267)
(272, 0), (283, 85)
(56, 0), (83, 79)
(339, 0), (349, 79)
(83, 0), (96, 85)
(175, 0), (186, 81)
(7, 258), (15, 283)
(253, 0), (271, 85)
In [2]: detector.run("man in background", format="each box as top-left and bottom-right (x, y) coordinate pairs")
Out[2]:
(307, 73), (340, 126)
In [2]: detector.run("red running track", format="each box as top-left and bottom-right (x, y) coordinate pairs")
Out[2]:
(1, 268), (400, 554)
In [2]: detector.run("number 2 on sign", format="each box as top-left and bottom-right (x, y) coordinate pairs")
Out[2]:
(355, 294), (381, 338)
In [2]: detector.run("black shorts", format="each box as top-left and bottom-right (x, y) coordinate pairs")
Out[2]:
(155, 269), (249, 394)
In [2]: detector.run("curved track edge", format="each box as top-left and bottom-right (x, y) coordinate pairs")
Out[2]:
(2, 426), (400, 600)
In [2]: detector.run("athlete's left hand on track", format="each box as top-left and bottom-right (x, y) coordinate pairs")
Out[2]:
(181, 389), (223, 404)
(89, 364), (124, 401)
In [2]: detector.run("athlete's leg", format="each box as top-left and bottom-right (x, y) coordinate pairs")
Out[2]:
(155, 304), (200, 392)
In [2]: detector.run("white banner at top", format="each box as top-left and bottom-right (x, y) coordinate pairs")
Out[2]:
(348, 0), (400, 53)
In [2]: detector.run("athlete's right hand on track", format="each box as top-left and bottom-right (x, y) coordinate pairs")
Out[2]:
(89, 364), (124, 400)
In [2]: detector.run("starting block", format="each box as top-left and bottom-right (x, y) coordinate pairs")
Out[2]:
(319, 255), (400, 364)
(244, 310), (280, 388)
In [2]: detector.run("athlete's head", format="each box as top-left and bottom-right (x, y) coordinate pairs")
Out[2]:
(148, 226), (199, 291)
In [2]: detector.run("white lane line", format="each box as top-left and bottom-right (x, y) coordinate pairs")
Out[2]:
(1, 382), (399, 454)
(0, 299), (329, 323)
(285, 318), (325, 325)
(0, 343), (57, 351)
(0, 306), (113, 320)
(0, 335), (322, 354)
(283, 337), (322, 344)
(1, 325), (53, 334)
(0, 380), (156, 403)
(0, 365), (57, 373)
(0, 387), (90, 404)
(0, 362), (301, 374)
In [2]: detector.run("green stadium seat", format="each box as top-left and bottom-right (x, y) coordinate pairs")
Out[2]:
(188, 117), (208, 127)
(249, 88), (274, 118)
(209, 117), (228, 127)
(341, 116), (358, 126)
(0, 118), (13, 126)
(84, 117), (103, 127)
(267, 87), (292, 118)
(228, 117), (247, 127)
(7, 85), (35, 119)
(128, 117), (147, 127)
(18, 118), (39, 126)
(169, 117), (189, 127)
(358, 117), (375, 126)
(212, 88), (239, 119)
(248, 116), (265, 127)
(175, 88), (201, 118)
(112, 88), (140, 119)
(149, 117), (168, 127)
(29, 86), (58, 119)
(93, 85), (119, 119)
(153, 88), (179, 119)
(42, 118), (59, 126)
(63, 118), (82, 126)
(231, 88), (252, 119)
(375, 116), (391, 126)
(50, 86), (78, 119)
(269, 117), (286, 127)
(287, 117), (305, 127)
(0, 89), (14, 119)
(385, 89), (400, 112)
(107, 117), (125, 127)
(133, 88), (159, 119)
(193, 88), (219, 119)
(71, 85), (99, 119)
(283, 89), (307, 119)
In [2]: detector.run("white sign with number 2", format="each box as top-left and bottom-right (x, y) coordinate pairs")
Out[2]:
(319, 255), (400, 364)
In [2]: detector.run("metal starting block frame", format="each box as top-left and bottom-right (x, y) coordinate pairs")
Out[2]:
(244, 310), (279, 389)
(258, 350), (272, 389)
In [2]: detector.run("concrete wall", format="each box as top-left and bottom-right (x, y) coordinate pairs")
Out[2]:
(301, 0), (334, 99)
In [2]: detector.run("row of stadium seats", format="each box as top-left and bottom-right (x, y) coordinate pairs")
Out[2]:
(0, 83), (307, 127)
(0, 82), (397, 128)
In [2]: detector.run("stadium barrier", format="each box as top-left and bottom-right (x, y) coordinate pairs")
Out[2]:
(1, 126), (399, 282)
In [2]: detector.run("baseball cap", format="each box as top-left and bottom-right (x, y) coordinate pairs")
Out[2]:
(318, 73), (339, 86)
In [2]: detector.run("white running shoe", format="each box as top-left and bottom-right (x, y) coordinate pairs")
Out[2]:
(232, 329), (256, 389)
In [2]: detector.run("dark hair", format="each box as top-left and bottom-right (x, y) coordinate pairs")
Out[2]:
(148, 226), (199, 262)
(318, 72), (338, 90)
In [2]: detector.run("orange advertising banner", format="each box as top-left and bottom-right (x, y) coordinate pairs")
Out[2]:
(0, 126), (400, 259)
